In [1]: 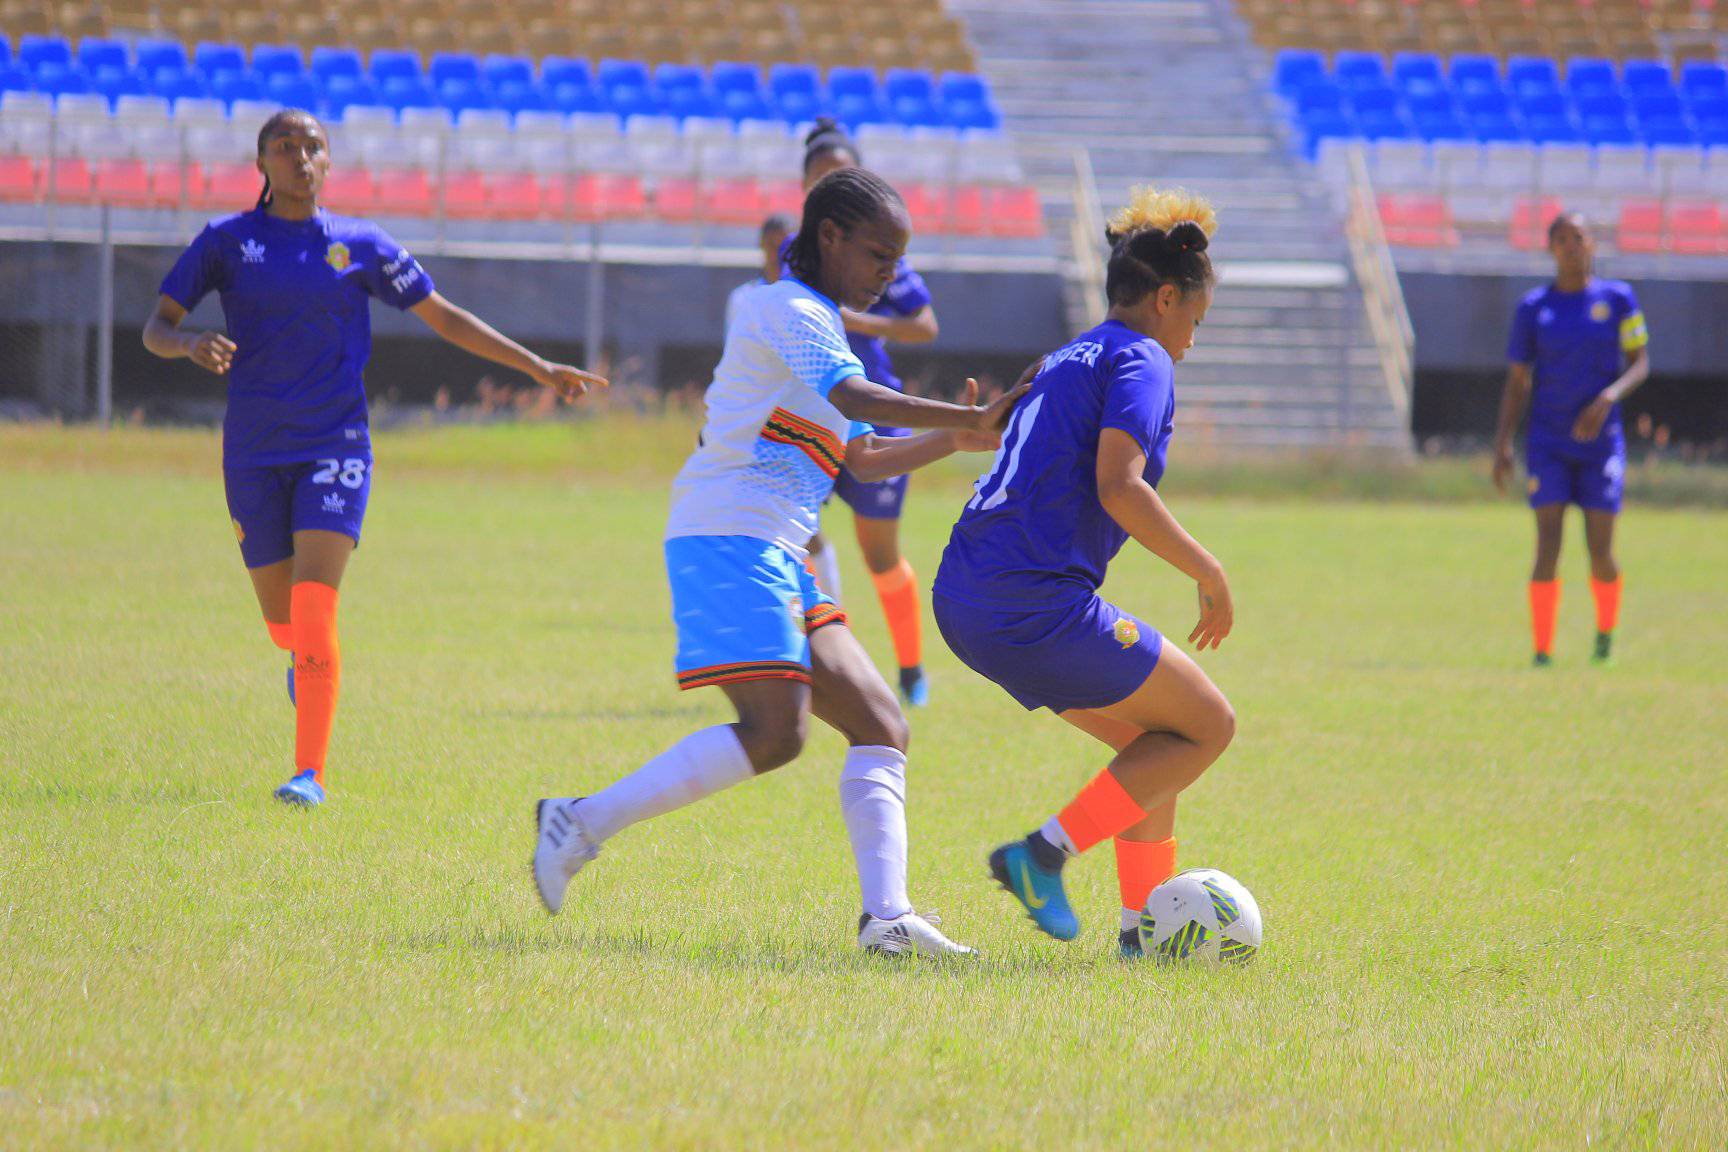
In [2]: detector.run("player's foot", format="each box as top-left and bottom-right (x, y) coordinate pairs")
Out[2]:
(857, 910), (977, 956)
(1532, 651), (1553, 668)
(286, 656), (295, 705)
(533, 797), (599, 915)
(274, 770), (324, 807)
(988, 835), (1078, 941)
(899, 665), (930, 708)
(1118, 927), (1144, 959)
(1592, 631), (1613, 665)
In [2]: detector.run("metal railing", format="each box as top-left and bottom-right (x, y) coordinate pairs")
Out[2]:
(1343, 143), (1413, 421)
(1068, 143), (1107, 331)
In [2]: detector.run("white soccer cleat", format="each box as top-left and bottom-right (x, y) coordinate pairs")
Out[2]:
(533, 797), (599, 915)
(857, 910), (977, 957)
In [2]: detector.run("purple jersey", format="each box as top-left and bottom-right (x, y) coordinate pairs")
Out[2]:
(1506, 278), (1647, 451)
(160, 207), (434, 467)
(935, 320), (1175, 606)
(848, 258), (932, 394)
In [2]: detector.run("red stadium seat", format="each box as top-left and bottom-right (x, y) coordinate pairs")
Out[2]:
(148, 161), (193, 209)
(900, 183), (950, 234)
(759, 180), (802, 218)
(198, 161), (261, 210)
(989, 185), (1044, 238)
(375, 168), (434, 217)
(703, 178), (763, 225)
(1668, 201), (1727, 255)
(596, 174), (646, 220)
(321, 168), (377, 215)
(442, 170), (490, 219)
(48, 157), (96, 204)
(947, 183), (988, 236)
(0, 154), (38, 201)
(1510, 196), (1564, 250)
(94, 158), (153, 207)
(1616, 199), (1664, 253)
(1377, 193), (1459, 247)
(655, 177), (699, 222)
(485, 171), (543, 220)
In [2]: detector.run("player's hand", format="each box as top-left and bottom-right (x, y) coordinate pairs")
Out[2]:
(187, 330), (236, 375)
(1189, 564), (1233, 651)
(1571, 394), (1613, 442)
(538, 362), (609, 401)
(969, 376), (1033, 436)
(1491, 443), (1515, 494)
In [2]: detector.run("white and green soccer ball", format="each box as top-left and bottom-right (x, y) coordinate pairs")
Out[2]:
(1139, 867), (1262, 964)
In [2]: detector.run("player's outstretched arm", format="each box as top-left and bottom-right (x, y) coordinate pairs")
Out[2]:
(841, 304), (939, 344)
(842, 381), (1003, 482)
(828, 373), (1029, 436)
(409, 292), (608, 401)
(1096, 428), (1232, 650)
(142, 296), (235, 376)
(1492, 363), (1532, 493)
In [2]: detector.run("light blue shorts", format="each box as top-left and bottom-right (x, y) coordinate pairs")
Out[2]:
(665, 535), (846, 691)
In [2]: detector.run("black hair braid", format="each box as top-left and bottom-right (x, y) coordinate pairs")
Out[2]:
(1105, 220), (1214, 307)
(785, 167), (906, 287)
(802, 115), (861, 174)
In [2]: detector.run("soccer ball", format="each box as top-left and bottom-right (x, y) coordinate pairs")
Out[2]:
(1138, 868), (1262, 964)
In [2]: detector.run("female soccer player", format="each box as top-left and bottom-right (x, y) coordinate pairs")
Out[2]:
(143, 108), (603, 807)
(532, 167), (1025, 955)
(1493, 212), (1649, 666)
(798, 119), (942, 707)
(931, 189), (1236, 955)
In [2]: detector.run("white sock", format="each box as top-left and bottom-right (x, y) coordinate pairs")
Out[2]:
(810, 541), (843, 602)
(580, 725), (753, 844)
(1039, 816), (1079, 856)
(839, 745), (913, 921)
(1120, 906), (1142, 933)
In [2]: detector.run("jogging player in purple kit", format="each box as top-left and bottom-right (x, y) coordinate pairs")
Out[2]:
(1493, 211), (1649, 667)
(932, 189), (1237, 956)
(143, 108), (604, 807)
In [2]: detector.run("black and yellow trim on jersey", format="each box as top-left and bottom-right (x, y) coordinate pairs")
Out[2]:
(760, 406), (845, 479)
(677, 659), (811, 691)
(806, 603), (848, 632)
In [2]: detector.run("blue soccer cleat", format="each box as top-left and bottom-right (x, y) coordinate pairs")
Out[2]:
(988, 837), (1079, 941)
(899, 666), (930, 708)
(1118, 927), (1145, 959)
(286, 656), (295, 705)
(274, 770), (324, 807)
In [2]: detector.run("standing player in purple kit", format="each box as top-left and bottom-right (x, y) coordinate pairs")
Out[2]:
(143, 109), (604, 807)
(798, 119), (942, 707)
(931, 189), (1238, 955)
(1492, 212), (1649, 666)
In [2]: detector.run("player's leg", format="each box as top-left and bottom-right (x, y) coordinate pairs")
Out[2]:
(853, 503), (928, 707)
(1583, 508), (1621, 662)
(1060, 709), (1179, 955)
(806, 529), (842, 601)
(226, 466), (298, 690)
(1528, 502), (1566, 665)
(807, 621), (972, 955)
(275, 529), (354, 805)
(993, 643), (1232, 941)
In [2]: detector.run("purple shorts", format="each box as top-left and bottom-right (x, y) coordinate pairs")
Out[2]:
(1526, 434), (1624, 513)
(832, 426), (910, 519)
(933, 591), (1163, 713)
(224, 457), (372, 569)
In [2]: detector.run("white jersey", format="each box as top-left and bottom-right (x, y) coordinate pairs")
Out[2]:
(724, 275), (766, 332)
(668, 278), (872, 557)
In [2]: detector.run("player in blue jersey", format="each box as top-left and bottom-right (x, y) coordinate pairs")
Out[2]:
(142, 109), (604, 807)
(932, 189), (1237, 956)
(532, 167), (1027, 955)
(1493, 212), (1650, 666)
(798, 120), (942, 708)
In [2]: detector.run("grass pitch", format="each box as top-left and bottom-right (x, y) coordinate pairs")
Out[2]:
(2, 422), (1725, 1149)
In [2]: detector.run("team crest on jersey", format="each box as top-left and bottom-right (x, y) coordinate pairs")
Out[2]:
(325, 242), (351, 272)
(1590, 300), (1611, 323)
(1113, 617), (1140, 648)
(231, 518), (245, 542)
(239, 239), (266, 264)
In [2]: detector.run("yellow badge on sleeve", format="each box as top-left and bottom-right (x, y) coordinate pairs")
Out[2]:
(324, 242), (351, 272)
(1620, 310), (1649, 353)
(1113, 617), (1140, 648)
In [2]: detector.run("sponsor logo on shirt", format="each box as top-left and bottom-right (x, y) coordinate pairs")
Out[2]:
(322, 492), (346, 514)
(240, 239), (266, 264)
(1590, 300), (1611, 323)
(1113, 617), (1140, 648)
(325, 242), (351, 272)
(383, 249), (421, 295)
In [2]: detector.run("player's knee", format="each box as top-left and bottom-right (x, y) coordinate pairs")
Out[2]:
(871, 699), (910, 753)
(737, 709), (808, 772)
(1205, 697), (1237, 757)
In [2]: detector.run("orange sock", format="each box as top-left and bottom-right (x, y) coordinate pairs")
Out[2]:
(266, 620), (294, 651)
(1054, 769), (1148, 856)
(291, 581), (341, 784)
(871, 557), (923, 670)
(1591, 575), (1622, 634)
(1115, 836), (1177, 913)
(1529, 580), (1560, 656)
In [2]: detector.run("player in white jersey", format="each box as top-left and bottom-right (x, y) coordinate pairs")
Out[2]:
(532, 167), (1026, 955)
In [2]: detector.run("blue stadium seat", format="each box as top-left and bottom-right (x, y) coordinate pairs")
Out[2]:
(253, 45), (304, 79)
(1448, 54), (1501, 95)
(711, 61), (762, 96)
(719, 90), (773, 121)
(1392, 52), (1444, 93)
(495, 81), (548, 115)
(148, 69), (209, 103)
(890, 94), (945, 127)
(19, 35), (72, 72)
(196, 42), (246, 78)
(1406, 89), (1456, 118)
(311, 48), (363, 83)
(1692, 94), (1728, 125)
(79, 39), (129, 74)
(438, 79), (493, 114)
(92, 67), (147, 106)
(1565, 58), (1617, 95)
(604, 77), (662, 119)
(267, 73), (320, 110)
(1576, 90), (1628, 121)
(371, 50), (422, 85)
(1697, 118), (1728, 147)
(1635, 90), (1687, 122)
(35, 64), (92, 98)
(484, 55), (534, 90)
(431, 53), (481, 89)
(834, 93), (890, 128)
(1680, 62), (1727, 100)
(944, 95), (1000, 131)
(1349, 84), (1402, 116)
(1462, 89), (1514, 119)
(598, 59), (650, 91)
(1334, 51), (1386, 89)
(770, 64), (823, 121)
(1506, 56), (1560, 95)
(1413, 111), (1470, 141)
(665, 89), (718, 119)
(212, 72), (265, 106)
(380, 77), (436, 111)
(1296, 83), (1347, 117)
(546, 78), (605, 115)
(1622, 59), (1672, 96)
(1642, 117), (1696, 146)
(1469, 114), (1524, 143)
(136, 40), (189, 76)
(1519, 90), (1571, 120)
(1274, 50), (1326, 96)
(321, 75), (378, 116)
(885, 68), (935, 104)
(542, 57), (593, 89)
(0, 38), (9, 68)
(1526, 116), (1580, 143)
(828, 66), (878, 103)
(655, 63), (704, 95)
(0, 64), (31, 94)
(1359, 112), (1412, 140)
(940, 72), (989, 105)
(1300, 110), (1355, 156)
(1582, 115), (1637, 146)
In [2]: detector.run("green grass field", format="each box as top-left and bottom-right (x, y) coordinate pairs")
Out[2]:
(3, 423), (1725, 1149)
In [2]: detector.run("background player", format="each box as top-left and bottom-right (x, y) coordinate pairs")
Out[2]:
(931, 189), (1236, 955)
(798, 119), (941, 707)
(1493, 212), (1649, 666)
(142, 108), (603, 807)
(532, 168), (1026, 955)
